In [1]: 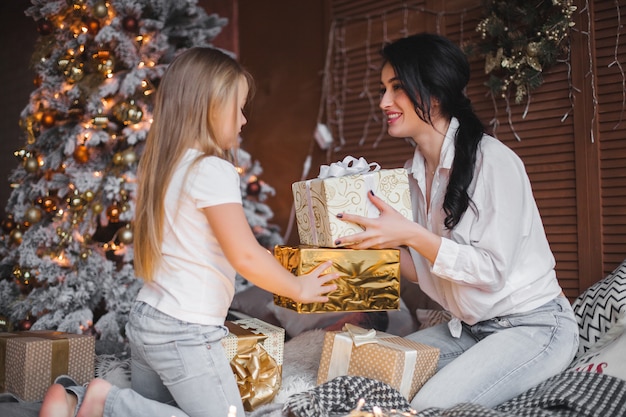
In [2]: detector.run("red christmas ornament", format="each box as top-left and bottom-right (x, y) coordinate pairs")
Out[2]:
(73, 144), (90, 163)
(18, 317), (35, 331)
(37, 19), (53, 35)
(246, 179), (261, 196)
(122, 16), (138, 32)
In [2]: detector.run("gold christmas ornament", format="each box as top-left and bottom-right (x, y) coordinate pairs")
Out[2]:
(24, 206), (43, 224)
(113, 100), (143, 125)
(118, 225), (133, 244)
(92, 0), (108, 18)
(93, 50), (115, 77)
(122, 148), (137, 165)
(83, 190), (95, 202)
(68, 189), (86, 210)
(92, 202), (104, 214)
(23, 156), (39, 173)
(112, 151), (124, 165)
(10, 228), (23, 244)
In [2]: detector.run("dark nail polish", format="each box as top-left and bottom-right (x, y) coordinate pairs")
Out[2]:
(336, 213), (343, 218)
(369, 190), (375, 196)
(334, 240), (341, 245)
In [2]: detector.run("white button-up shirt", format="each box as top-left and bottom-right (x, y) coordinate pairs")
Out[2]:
(406, 118), (562, 327)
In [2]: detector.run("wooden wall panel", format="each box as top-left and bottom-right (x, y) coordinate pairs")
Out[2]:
(594, 0), (626, 272)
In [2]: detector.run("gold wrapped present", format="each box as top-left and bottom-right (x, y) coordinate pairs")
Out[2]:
(273, 245), (400, 313)
(292, 157), (412, 248)
(317, 324), (439, 400)
(0, 331), (95, 401)
(222, 318), (285, 411)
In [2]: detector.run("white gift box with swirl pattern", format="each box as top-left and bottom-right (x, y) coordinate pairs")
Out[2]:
(292, 156), (413, 248)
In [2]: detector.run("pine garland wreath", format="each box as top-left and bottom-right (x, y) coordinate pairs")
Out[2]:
(474, 0), (577, 104)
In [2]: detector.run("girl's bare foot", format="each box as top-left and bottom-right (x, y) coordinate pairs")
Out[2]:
(40, 384), (77, 417)
(76, 379), (112, 417)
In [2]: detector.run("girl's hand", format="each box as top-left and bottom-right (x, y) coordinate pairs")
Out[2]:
(296, 260), (339, 303)
(334, 191), (416, 249)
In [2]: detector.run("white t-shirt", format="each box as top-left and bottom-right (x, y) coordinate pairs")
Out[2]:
(407, 118), (562, 325)
(136, 149), (242, 326)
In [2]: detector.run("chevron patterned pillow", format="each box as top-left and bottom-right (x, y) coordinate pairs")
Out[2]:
(571, 259), (626, 359)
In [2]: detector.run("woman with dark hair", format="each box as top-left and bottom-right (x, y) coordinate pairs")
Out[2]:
(335, 33), (579, 410)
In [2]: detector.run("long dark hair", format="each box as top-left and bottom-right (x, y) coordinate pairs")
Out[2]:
(381, 33), (484, 229)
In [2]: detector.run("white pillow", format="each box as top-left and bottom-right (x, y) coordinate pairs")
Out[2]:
(568, 311), (626, 381)
(571, 259), (626, 357)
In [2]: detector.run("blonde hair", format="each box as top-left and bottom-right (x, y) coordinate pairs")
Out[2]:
(134, 47), (254, 282)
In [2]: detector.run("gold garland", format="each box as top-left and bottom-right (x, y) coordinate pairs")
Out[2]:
(474, 0), (577, 104)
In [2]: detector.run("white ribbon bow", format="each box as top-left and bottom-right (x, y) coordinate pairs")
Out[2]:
(318, 156), (380, 179)
(343, 323), (378, 347)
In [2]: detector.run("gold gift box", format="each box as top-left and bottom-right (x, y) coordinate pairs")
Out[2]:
(292, 168), (412, 248)
(222, 319), (285, 411)
(273, 245), (400, 313)
(317, 325), (439, 400)
(0, 331), (95, 401)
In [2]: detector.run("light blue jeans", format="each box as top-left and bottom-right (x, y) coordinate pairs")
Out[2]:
(407, 295), (579, 411)
(117, 301), (244, 417)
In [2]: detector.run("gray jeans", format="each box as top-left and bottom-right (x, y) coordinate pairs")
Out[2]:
(122, 301), (244, 417)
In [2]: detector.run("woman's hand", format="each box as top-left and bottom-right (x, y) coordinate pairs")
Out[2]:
(334, 191), (416, 249)
(335, 191), (441, 264)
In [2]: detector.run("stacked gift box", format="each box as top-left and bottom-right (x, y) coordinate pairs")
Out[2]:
(274, 156), (413, 313)
(273, 157), (440, 399)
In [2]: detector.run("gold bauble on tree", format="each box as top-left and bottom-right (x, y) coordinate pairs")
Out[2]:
(10, 228), (23, 244)
(83, 190), (95, 202)
(23, 156), (39, 173)
(122, 148), (137, 165)
(67, 189), (86, 211)
(92, 0), (108, 18)
(92, 202), (104, 214)
(24, 206), (43, 225)
(118, 224), (133, 244)
(93, 50), (115, 77)
(113, 100), (143, 125)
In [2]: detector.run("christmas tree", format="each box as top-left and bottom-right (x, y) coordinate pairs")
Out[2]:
(0, 0), (282, 355)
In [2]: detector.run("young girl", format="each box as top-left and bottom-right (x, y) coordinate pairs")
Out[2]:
(335, 33), (579, 410)
(40, 47), (338, 417)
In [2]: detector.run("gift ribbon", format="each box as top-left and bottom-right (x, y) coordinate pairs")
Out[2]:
(318, 156), (380, 179)
(230, 343), (281, 411)
(0, 331), (70, 391)
(304, 180), (318, 246)
(306, 157), (382, 245)
(326, 324), (417, 399)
